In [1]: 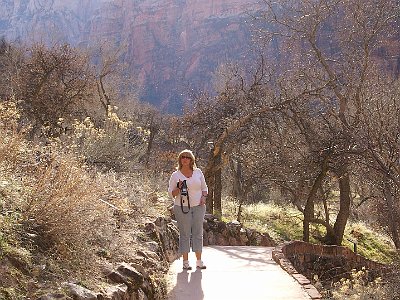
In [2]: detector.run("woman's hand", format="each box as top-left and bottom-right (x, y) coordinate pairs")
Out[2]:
(172, 179), (182, 197)
(177, 179), (183, 190)
(200, 195), (207, 205)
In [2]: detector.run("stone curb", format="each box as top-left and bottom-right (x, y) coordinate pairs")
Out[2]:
(272, 247), (322, 300)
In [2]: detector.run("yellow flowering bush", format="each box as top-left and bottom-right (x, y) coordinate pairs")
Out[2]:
(331, 268), (385, 300)
(0, 99), (20, 132)
(70, 106), (148, 171)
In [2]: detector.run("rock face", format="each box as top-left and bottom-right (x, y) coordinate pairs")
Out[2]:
(273, 241), (389, 284)
(203, 214), (276, 247)
(37, 214), (276, 300)
(0, 0), (261, 111)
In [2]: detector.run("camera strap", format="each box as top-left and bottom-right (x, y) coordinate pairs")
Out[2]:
(180, 193), (190, 214)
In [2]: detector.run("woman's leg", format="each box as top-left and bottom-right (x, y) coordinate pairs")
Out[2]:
(174, 205), (192, 257)
(195, 251), (202, 260)
(191, 205), (206, 267)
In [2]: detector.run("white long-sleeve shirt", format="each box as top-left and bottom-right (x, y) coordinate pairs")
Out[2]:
(168, 168), (208, 207)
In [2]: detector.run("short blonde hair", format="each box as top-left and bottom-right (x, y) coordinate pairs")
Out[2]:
(177, 149), (197, 170)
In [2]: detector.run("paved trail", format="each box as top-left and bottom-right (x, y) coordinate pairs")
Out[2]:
(166, 246), (311, 300)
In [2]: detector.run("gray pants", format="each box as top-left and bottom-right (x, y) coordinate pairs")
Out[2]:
(174, 205), (206, 254)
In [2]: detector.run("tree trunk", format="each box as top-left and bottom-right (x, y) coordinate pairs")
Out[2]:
(204, 145), (225, 217)
(303, 157), (329, 242)
(331, 172), (351, 245)
(214, 168), (222, 219)
(303, 199), (313, 243)
(230, 159), (245, 222)
(205, 171), (214, 215)
(205, 147), (216, 214)
(213, 152), (222, 219)
(97, 76), (111, 113)
(383, 181), (400, 249)
(230, 159), (242, 199)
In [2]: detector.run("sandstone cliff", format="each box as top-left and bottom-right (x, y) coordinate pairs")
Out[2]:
(0, 0), (261, 111)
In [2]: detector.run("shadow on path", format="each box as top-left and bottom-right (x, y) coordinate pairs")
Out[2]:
(167, 269), (204, 300)
(166, 246), (311, 300)
(212, 245), (276, 266)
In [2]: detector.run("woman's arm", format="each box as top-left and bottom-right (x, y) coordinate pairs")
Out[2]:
(199, 169), (208, 205)
(199, 169), (208, 194)
(168, 173), (181, 198)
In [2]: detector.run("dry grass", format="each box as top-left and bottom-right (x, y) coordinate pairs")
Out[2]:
(0, 100), (171, 297)
(22, 152), (111, 262)
(222, 198), (397, 262)
(222, 199), (304, 242)
(90, 170), (171, 263)
(326, 268), (386, 299)
(0, 101), (26, 172)
(223, 198), (400, 299)
(323, 266), (400, 300)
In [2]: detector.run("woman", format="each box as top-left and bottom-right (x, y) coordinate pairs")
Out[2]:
(168, 149), (208, 270)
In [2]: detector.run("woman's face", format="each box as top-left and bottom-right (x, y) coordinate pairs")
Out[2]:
(180, 154), (192, 167)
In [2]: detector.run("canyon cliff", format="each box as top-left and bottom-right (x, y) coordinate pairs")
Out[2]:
(0, 0), (261, 111)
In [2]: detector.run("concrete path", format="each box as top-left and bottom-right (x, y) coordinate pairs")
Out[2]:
(166, 246), (311, 300)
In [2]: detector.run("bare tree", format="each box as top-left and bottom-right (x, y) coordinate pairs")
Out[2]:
(353, 76), (400, 248)
(181, 59), (303, 218)
(253, 0), (399, 244)
(14, 43), (95, 138)
(0, 38), (24, 102)
(88, 41), (140, 117)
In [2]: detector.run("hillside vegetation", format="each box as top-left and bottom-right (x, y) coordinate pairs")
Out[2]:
(1, 99), (399, 299)
(221, 199), (400, 299)
(0, 101), (171, 298)
(222, 200), (397, 264)
(1, 1), (400, 298)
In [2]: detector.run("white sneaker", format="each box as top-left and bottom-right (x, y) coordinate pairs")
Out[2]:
(183, 260), (192, 270)
(196, 260), (206, 269)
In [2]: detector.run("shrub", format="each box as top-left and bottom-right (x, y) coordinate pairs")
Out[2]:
(69, 106), (147, 172)
(22, 150), (111, 263)
(0, 100), (26, 170)
(329, 268), (386, 299)
(0, 100), (111, 267)
(383, 262), (400, 299)
(0, 100), (30, 243)
(0, 99), (170, 293)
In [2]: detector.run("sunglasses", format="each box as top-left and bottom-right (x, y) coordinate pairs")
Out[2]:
(181, 156), (192, 160)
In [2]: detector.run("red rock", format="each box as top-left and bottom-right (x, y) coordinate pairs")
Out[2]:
(0, 0), (262, 108)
